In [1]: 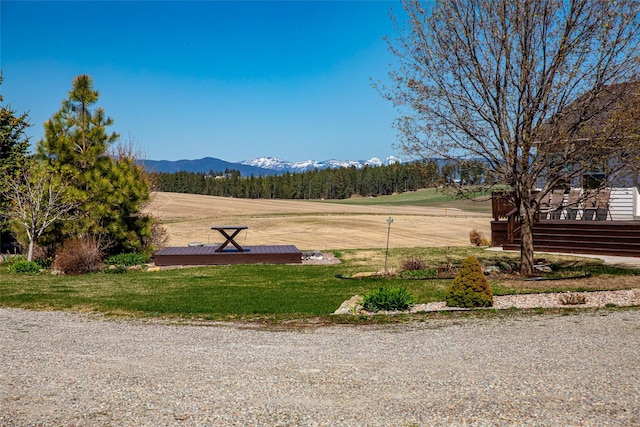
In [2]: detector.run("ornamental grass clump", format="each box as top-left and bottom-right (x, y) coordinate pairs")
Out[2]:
(445, 256), (493, 308)
(363, 286), (415, 312)
(400, 256), (428, 271)
(558, 292), (587, 305)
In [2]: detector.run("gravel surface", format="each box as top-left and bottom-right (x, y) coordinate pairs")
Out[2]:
(2, 308), (639, 426)
(414, 289), (640, 313)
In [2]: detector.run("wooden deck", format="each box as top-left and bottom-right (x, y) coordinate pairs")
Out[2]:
(492, 219), (640, 257)
(491, 191), (640, 257)
(153, 245), (302, 266)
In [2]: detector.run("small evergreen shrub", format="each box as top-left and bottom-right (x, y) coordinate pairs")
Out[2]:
(105, 252), (150, 267)
(363, 287), (415, 312)
(8, 260), (41, 274)
(446, 256), (493, 308)
(54, 238), (104, 275)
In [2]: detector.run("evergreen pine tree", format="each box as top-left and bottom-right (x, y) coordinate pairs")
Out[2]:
(0, 77), (31, 252)
(38, 75), (152, 254)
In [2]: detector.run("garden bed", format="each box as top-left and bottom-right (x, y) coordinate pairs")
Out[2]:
(335, 288), (640, 315)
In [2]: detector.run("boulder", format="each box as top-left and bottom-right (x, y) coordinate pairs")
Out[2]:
(333, 295), (364, 315)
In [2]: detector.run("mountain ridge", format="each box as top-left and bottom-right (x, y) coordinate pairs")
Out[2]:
(141, 156), (401, 175)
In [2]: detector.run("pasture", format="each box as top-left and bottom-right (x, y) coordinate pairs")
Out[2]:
(146, 190), (493, 250)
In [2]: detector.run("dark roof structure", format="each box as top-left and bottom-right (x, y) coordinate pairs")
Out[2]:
(538, 81), (640, 143)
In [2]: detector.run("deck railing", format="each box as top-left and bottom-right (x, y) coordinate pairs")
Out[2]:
(491, 192), (518, 221)
(491, 189), (624, 252)
(492, 190), (612, 223)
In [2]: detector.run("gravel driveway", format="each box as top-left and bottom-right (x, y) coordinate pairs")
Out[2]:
(1, 308), (639, 426)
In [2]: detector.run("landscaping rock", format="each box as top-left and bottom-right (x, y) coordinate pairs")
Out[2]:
(534, 264), (553, 273)
(350, 271), (384, 279)
(301, 252), (340, 265)
(484, 265), (501, 274)
(333, 295), (363, 315)
(301, 250), (323, 260)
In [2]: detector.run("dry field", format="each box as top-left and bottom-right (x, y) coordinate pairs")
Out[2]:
(146, 192), (492, 250)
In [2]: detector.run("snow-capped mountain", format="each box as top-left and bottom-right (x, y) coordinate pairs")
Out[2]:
(141, 155), (402, 175)
(240, 156), (400, 173)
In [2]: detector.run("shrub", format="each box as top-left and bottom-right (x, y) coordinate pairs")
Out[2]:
(363, 287), (414, 312)
(558, 293), (587, 305)
(469, 228), (491, 246)
(446, 256), (493, 308)
(142, 214), (168, 251)
(8, 260), (41, 274)
(34, 257), (53, 269)
(469, 228), (483, 246)
(54, 238), (104, 275)
(105, 265), (128, 274)
(400, 256), (428, 272)
(105, 252), (150, 267)
(497, 259), (518, 273)
(1, 254), (27, 265)
(32, 243), (57, 266)
(400, 269), (438, 280)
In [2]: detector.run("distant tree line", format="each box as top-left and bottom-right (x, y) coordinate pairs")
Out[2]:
(151, 159), (494, 200)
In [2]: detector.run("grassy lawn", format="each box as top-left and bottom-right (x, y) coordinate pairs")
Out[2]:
(327, 188), (493, 213)
(1, 247), (638, 322)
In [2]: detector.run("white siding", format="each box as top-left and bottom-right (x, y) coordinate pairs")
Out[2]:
(609, 188), (636, 220)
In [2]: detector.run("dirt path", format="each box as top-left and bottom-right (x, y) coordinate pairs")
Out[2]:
(145, 192), (492, 250)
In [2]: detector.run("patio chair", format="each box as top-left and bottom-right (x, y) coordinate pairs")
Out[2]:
(537, 191), (552, 220)
(581, 189), (599, 220)
(594, 188), (611, 220)
(564, 188), (582, 220)
(540, 189), (565, 220)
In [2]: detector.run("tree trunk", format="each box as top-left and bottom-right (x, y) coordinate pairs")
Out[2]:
(27, 239), (34, 262)
(519, 203), (536, 276)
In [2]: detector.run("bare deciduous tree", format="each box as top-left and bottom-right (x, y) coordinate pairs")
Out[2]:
(0, 162), (79, 261)
(381, 0), (640, 275)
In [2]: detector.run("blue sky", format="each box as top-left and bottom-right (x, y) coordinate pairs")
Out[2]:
(1, 0), (403, 162)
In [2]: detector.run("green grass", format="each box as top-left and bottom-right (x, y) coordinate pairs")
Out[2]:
(322, 188), (493, 213)
(1, 247), (637, 321)
(0, 261), (445, 320)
